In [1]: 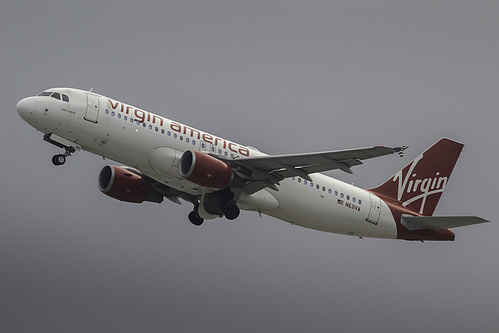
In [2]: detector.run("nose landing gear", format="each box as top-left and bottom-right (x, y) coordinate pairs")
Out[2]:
(52, 154), (66, 166)
(43, 134), (80, 166)
(51, 146), (75, 166)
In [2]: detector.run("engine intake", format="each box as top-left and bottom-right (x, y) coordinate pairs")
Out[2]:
(98, 165), (163, 203)
(179, 150), (233, 188)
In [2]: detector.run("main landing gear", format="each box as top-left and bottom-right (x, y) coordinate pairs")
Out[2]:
(188, 195), (241, 226)
(188, 211), (204, 226)
(222, 202), (240, 220)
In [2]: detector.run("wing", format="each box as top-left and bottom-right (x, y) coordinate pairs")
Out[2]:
(224, 145), (408, 193)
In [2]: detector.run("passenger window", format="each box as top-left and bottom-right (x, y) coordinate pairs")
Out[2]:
(51, 92), (61, 100)
(62, 94), (69, 102)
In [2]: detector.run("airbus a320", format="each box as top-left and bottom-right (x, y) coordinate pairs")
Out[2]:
(17, 88), (489, 241)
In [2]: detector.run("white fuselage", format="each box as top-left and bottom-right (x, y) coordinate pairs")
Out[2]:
(17, 88), (398, 239)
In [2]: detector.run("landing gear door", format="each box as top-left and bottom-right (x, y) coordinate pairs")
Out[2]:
(84, 93), (99, 123)
(366, 193), (381, 225)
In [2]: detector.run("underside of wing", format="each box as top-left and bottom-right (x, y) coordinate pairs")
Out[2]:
(224, 145), (407, 193)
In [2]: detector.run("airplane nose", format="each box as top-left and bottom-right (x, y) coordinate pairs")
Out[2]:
(17, 97), (36, 120)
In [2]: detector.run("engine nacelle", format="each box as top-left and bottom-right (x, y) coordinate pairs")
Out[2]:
(179, 150), (233, 188)
(98, 165), (163, 203)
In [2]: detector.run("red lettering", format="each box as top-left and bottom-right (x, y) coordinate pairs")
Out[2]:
(171, 121), (181, 132)
(239, 147), (250, 157)
(228, 142), (238, 153)
(134, 109), (145, 123)
(152, 115), (163, 126)
(202, 133), (213, 144)
(107, 100), (250, 157)
(183, 126), (201, 139)
(109, 99), (120, 110)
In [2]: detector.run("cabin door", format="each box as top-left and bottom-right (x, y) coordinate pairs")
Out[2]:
(366, 194), (381, 224)
(84, 93), (100, 123)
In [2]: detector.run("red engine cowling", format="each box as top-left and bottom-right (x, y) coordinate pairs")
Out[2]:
(98, 165), (162, 203)
(179, 150), (233, 188)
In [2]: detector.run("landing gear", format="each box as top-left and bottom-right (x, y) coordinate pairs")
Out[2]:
(188, 211), (204, 226)
(52, 154), (66, 166)
(222, 202), (240, 220)
(51, 147), (75, 166)
(43, 134), (78, 167)
(188, 191), (241, 226)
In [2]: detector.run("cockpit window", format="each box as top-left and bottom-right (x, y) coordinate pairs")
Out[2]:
(37, 91), (69, 102)
(50, 92), (61, 100)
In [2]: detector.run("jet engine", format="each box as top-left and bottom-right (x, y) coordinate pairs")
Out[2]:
(98, 165), (163, 203)
(179, 150), (233, 188)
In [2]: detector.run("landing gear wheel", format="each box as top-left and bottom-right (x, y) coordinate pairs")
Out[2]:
(52, 154), (66, 166)
(223, 204), (240, 220)
(188, 211), (204, 226)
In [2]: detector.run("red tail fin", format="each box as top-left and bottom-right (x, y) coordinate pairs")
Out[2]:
(369, 138), (464, 216)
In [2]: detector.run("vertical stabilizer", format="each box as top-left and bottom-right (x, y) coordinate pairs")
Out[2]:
(369, 138), (464, 216)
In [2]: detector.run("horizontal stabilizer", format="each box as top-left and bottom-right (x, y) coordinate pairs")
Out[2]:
(402, 215), (489, 231)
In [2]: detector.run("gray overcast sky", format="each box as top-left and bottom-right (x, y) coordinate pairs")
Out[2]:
(1, 1), (498, 332)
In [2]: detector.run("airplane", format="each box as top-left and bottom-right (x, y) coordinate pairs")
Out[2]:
(16, 87), (489, 241)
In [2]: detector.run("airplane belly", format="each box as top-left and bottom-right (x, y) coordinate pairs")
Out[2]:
(264, 179), (397, 239)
